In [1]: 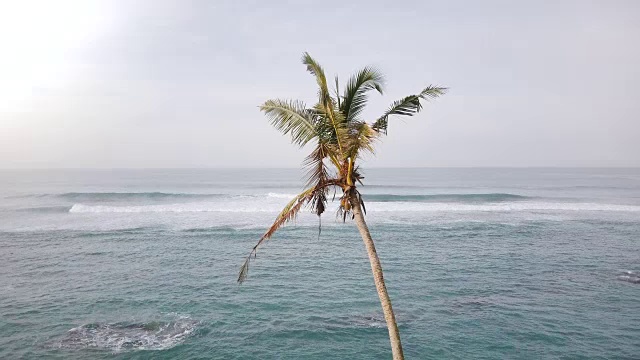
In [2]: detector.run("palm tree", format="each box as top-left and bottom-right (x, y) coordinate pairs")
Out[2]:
(238, 52), (446, 360)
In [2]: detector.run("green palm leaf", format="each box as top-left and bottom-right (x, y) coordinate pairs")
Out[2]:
(260, 99), (317, 147)
(340, 67), (384, 123)
(372, 86), (447, 134)
(301, 52), (332, 106)
(346, 121), (377, 159)
(302, 52), (345, 156)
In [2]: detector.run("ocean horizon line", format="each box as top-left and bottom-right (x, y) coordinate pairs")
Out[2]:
(1, 166), (640, 171)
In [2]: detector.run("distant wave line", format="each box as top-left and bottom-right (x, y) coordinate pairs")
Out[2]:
(270, 192), (533, 202)
(11, 191), (532, 203)
(68, 202), (640, 213)
(363, 193), (531, 202)
(52, 192), (227, 200)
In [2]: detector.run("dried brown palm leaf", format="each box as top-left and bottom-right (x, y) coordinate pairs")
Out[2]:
(237, 187), (314, 283)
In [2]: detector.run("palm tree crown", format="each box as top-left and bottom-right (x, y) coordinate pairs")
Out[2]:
(238, 52), (446, 283)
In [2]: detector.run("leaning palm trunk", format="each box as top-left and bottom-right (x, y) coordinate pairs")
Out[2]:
(350, 193), (404, 360)
(238, 52), (445, 359)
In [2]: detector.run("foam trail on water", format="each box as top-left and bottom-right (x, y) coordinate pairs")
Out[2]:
(618, 271), (640, 284)
(56, 317), (198, 353)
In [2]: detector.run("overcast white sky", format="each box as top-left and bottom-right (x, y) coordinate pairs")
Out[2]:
(0, 0), (638, 168)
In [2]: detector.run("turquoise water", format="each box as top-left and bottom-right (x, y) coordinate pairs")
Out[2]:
(1, 168), (639, 359)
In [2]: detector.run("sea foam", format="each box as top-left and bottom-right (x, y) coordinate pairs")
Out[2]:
(56, 317), (198, 353)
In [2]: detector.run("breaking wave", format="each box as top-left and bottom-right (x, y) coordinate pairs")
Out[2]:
(14, 192), (529, 202)
(68, 201), (640, 213)
(363, 193), (530, 202)
(69, 203), (280, 213)
(266, 192), (298, 198)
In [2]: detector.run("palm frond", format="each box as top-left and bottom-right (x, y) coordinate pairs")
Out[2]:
(237, 187), (315, 283)
(358, 190), (366, 215)
(304, 143), (330, 216)
(346, 121), (378, 159)
(301, 52), (333, 107)
(260, 99), (317, 147)
(302, 52), (345, 156)
(310, 103), (348, 163)
(371, 85), (447, 135)
(334, 75), (341, 108)
(418, 86), (447, 100)
(340, 67), (384, 123)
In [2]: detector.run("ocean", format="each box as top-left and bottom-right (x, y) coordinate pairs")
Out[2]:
(1, 168), (639, 359)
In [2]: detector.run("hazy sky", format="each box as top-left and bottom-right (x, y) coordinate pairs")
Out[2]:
(0, 0), (638, 168)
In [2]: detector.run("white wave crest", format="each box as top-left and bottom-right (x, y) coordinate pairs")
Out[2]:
(267, 192), (297, 198)
(68, 201), (640, 213)
(367, 202), (640, 212)
(69, 203), (281, 213)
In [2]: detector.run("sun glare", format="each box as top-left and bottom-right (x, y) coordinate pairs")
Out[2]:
(0, 0), (111, 112)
